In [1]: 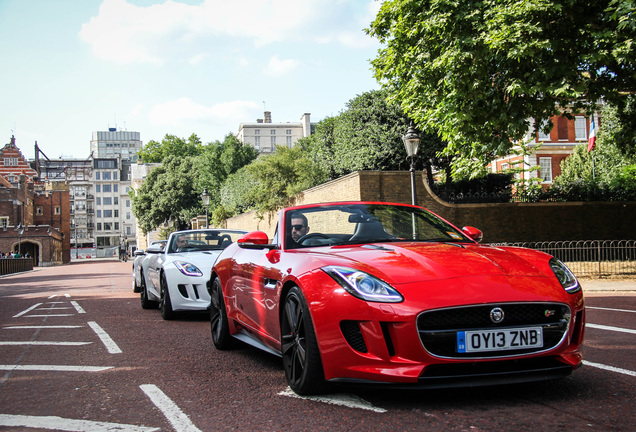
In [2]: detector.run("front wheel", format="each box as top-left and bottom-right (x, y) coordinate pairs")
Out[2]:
(210, 277), (234, 349)
(160, 273), (175, 320)
(140, 271), (158, 310)
(281, 286), (330, 395)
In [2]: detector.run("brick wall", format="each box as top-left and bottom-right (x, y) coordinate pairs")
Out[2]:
(221, 171), (636, 243)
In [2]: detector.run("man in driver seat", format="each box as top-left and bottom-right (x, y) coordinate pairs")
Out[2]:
(288, 213), (309, 248)
(175, 234), (189, 252)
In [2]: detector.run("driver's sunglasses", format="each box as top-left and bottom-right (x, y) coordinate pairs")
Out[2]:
(291, 224), (306, 231)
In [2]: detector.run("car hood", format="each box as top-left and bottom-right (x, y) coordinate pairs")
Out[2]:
(167, 251), (222, 270)
(298, 242), (574, 306)
(310, 242), (552, 284)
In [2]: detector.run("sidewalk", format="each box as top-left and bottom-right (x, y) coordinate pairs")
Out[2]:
(579, 277), (636, 293)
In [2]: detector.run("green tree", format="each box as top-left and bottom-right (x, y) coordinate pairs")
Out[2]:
(301, 89), (449, 183)
(367, 0), (636, 160)
(195, 133), (259, 208)
(132, 156), (203, 233)
(137, 133), (203, 163)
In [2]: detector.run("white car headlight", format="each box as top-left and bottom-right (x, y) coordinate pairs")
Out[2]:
(323, 266), (403, 303)
(549, 258), (580, 293)
(174, 261), (203, 277)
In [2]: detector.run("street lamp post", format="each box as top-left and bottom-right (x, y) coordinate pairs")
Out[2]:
(402, 122), (421, 206)
(16, 223), (24, 257)
(201, 188), (211, 229)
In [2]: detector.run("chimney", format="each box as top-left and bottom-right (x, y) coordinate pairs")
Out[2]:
(301, 113), (311, 137)
(264, 111), (272, 123)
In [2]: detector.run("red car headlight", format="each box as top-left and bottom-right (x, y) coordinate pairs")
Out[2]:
(549, 258), (580, 293)
(322, 266), (403, 303)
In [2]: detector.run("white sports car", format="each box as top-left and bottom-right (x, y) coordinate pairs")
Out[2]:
(132, 240), (167, 293)
(141, 229), (247, 319)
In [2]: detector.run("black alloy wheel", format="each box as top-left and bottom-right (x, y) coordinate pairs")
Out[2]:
(140, 271), (158, 309)
(160, 273), (175, 320)
(281, 286), (329, 395)
(210, 277), (234, 349)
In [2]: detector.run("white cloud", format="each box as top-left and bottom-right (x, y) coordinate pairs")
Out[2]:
(79, 0), (380, 64)
(148, 97), (261, 127)
(263, 56), (300, 77)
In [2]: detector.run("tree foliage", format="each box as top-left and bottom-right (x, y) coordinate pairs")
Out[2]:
(300, 89), (448, 182)
(367, 0), (636, 160)
(137, 133), (204, 163)
(132, 156), (202, 233)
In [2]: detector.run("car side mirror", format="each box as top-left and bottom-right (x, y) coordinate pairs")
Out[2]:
(133, 249), (145, 256)
(145, 244), (163, 254)
(238, 231), (278, 250)
(462, 226), (483, 243)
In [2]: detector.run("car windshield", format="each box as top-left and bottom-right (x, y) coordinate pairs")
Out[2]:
(284, 203), (471, 249)
(168, 230), (245, 253)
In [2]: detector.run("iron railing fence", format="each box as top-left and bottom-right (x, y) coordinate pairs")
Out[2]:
(0, 258), (34, 276)
(489, 240), (636, 278)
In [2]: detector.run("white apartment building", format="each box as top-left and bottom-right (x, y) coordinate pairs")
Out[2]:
(91, 128), (143, 161)
(237, 111), (312, 154)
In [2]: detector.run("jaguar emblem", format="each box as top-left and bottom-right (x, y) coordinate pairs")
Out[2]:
(490, 307), (505, 324)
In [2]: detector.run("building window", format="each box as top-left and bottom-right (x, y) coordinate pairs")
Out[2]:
(96, 184), (101, 193)
(114, 197), (118, 205)
(104, 222), (112, 231)
(286, 129), (292, 135)
(104, 210), (113, 218)
(539, 158), (553, 183)
(501, 163), (509, 172)
(114, 222), (119, 230)
(3, 157), (18, 166)
(114, 210), (119, 218)
(254, 136), (260, 149)
(97, 223), (102, 231)
(271, 130), (276, 135)
(286, 136), (292, 146)
(95, 172), (101, 180)
(271, 136), (276, 145)
(103, 197), (112, 205)
(0, 217), (8, 228)
(103, 184), (111, 193)
(97, 210), (102, 218)
(126, 212), (131, 220)
(36, 207), (43, 215)
(125, 200), (130, 208)
(255, 130), (260, 135)
(96, 197), (101, 205)
(126, 226), (131, 235)
(54, 207), (61, 215)
(538, 120), (551, 141)
(113, 171), (118, 180)
(103, 172), (111, 180)
(575, 116), (587, 141)
(114, 184), (118, 192)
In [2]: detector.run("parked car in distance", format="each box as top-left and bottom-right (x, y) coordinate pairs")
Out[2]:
(141, 229), (247, 319)
(210, 201), (585, 395)
(132, 240), (167, 293)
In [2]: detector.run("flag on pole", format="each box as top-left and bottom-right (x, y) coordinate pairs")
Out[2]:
(587, 117), (596, 152)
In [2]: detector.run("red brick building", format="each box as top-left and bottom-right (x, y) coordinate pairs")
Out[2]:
(0, 136), (70, 265)
(489, 114), (595, 185)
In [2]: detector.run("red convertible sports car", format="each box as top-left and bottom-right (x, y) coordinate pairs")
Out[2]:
(209, 201), (585, 395)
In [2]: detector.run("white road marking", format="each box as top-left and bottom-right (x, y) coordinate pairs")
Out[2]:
(45, 307), (74, 310)
(47, 294), (58, 299)
(87, 321), (122, 354)
(586, 323), (636, 335)
(587, 306), (636, 313)
(64, 293), (71, 297)
(13, 303), (42, 318)
(583, 360), (636, 377)
(70, 301), (85, 314)
(3, 326), (83, 329)
(0, 341), (91, 346)
(0, 414), (159, 431)
(0, 364), (113, 372)
(25, 314), (75, 317)
(278, 387), (387, 413)
(140, 384), (203, 432)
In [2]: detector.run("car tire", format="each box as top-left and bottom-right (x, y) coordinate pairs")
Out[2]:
(140, 271), (158, 310)
(133, 271), (141, 293)
(281, 286), (330, 395)
(210, 277), (234, 350)
(160, 272), (175, 320)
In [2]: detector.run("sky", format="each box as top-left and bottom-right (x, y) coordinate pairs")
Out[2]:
(1, 0), (383, 160)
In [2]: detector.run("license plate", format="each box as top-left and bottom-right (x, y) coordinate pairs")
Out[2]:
(457, 327), (543, 353)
